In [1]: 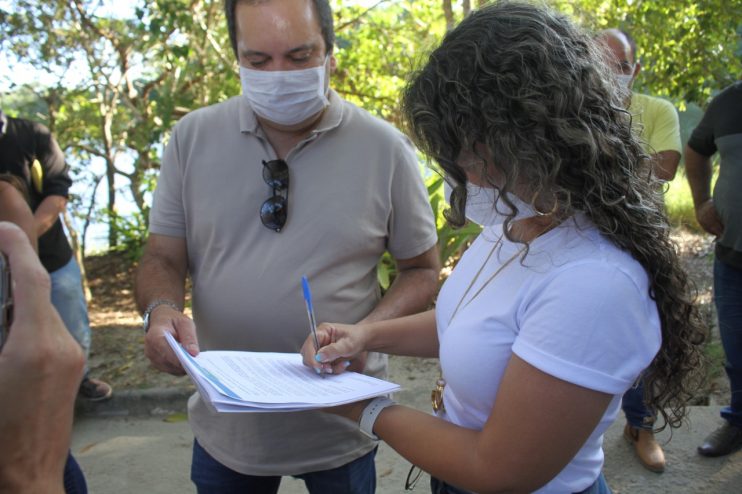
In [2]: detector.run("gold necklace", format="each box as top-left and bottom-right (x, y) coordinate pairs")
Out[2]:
(433, 219), (557, 414)
(434, 234), (525, 413)
(447, 234), (526, 326)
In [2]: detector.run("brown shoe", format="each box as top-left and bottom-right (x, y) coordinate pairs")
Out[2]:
(697, 422), (742, 457)
(624, 423), (665, 473)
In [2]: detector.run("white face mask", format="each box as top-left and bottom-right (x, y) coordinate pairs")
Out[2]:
(616, 73), (634, 89)
(444, 180), (536, 226)
(240, 56), (330, 126)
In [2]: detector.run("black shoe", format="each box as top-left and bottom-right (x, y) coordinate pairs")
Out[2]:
(78, 377), (113, 402)
(697, 422), (742, 457)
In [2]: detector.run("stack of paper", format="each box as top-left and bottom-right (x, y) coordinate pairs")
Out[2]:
(166, 333), (400, 413)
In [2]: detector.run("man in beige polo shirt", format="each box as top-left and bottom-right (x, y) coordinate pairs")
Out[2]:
(134, 0), (440, 492)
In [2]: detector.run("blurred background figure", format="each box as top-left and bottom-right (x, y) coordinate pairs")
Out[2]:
(685, 80), (742, 458)
(0, 109), (112, 401)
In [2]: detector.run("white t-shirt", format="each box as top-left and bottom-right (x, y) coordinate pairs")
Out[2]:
(435, 214), (661, 493)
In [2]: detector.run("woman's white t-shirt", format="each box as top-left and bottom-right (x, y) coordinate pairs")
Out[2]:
(435, 215), (661, 493)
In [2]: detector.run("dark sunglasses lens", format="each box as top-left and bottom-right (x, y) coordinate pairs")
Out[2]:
(262, 160), (289, 189)
(260, 195), (287, 232)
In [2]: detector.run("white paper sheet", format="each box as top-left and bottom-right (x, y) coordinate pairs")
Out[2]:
(165, 333), (399, 413)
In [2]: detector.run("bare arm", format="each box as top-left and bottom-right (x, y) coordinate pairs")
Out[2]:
(333, 355), (611, 493)
(304, 310), (439, 373)
(33, 195), (67, 237)
(0, 183), (37, 252)
(135, 233), (197, 375)
(684, 145), (723, 236)
(360, 245), (440, 324)
(652, 150), (681, 182)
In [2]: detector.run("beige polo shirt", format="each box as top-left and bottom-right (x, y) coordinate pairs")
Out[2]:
(149, 91), (438, 475)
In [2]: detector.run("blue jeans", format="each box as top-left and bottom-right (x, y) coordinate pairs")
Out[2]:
(50, 257), (91, 374)
(64, 452), (88, 494)
(621, 379), (654, 429)
(191, 439), (377, 494)
(714, 258), (742, 427)
(430, 472), (611, 494)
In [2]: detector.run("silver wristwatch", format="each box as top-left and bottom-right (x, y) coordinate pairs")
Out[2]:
(142, 299), (181, 333)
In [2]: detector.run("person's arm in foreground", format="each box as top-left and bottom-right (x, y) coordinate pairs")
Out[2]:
(684, 145), (724, 236)
(303, 320), (611, 493)
(0, 222), (85, 494)
(135, 233), (197, 375)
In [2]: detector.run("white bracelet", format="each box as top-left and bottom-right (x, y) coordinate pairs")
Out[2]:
(359, 396), (396, 440)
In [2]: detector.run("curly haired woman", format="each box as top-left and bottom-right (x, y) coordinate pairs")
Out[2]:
(300, 2), (706, 493)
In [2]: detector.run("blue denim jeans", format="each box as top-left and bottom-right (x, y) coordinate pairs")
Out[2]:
(50, 257), (91, 374)
(714, 258), (742, 427)
(430, 472), (611, 494)
(191, 439), (377, 494)
(64, 452), (88, 494)
(621, 379), (654, 429)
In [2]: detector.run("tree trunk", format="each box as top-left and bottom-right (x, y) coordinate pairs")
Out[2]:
(442, 0), (455, 31)
(106, 157), (117, 248)
(63, 210), (92, 302)
(463, 0), (471, 17)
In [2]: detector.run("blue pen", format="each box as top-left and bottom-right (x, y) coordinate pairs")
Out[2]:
(301, 276), (323, 375)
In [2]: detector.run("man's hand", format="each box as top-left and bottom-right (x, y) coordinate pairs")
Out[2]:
(695, 199), (724, 237)
(143, 305), (199, 376)
(0, 222), (85, 494)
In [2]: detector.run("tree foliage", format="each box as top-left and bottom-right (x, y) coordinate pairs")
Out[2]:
(1, 0), (740, 263)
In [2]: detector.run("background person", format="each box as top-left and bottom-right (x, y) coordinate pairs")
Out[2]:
(302, 3), (705, 493)
(0, 110), (112, 401)
(597, 28), (683, 473)
(685, 81), (742, 457)
(135, 0), (439, 492)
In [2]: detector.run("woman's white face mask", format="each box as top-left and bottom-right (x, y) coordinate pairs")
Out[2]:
(444, 180), (536, 226)
(240, 56), (330, 126)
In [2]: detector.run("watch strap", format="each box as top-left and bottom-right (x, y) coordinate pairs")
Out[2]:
(142, 299), (181, 333)
(359, 396), (396, 440)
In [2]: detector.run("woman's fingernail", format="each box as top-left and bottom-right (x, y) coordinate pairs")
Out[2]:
(314, 368), (321, 375)
(343, 360), (351, 368)
(315, 354), (323, 362)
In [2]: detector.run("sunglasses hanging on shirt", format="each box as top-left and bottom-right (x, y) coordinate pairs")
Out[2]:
(260, 159), (289, 232)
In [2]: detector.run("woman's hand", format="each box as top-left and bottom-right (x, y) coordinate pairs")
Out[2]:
(301, 322), (371, 375)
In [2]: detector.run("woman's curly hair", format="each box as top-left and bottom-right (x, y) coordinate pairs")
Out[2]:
(402, 0), (706, 429)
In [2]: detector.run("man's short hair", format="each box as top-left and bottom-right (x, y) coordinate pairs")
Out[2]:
(224, 0), (335, 59)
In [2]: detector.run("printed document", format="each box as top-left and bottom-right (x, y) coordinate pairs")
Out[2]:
(165, 333), (399, 413)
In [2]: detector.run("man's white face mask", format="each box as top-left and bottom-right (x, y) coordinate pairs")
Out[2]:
(240, 56), (330, 126)
(444, 180), (536, 227)
(616, 73), (634, 89)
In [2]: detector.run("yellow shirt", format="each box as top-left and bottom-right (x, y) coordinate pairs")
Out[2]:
(630, 92), (682, 155)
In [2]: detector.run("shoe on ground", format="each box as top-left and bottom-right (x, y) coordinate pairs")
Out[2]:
(697, 422), (742, 457)
(623, 423), (665, 473)
(78, 377), (113, 402)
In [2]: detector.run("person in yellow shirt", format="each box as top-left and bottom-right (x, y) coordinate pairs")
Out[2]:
(598, 28), (682, 474)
